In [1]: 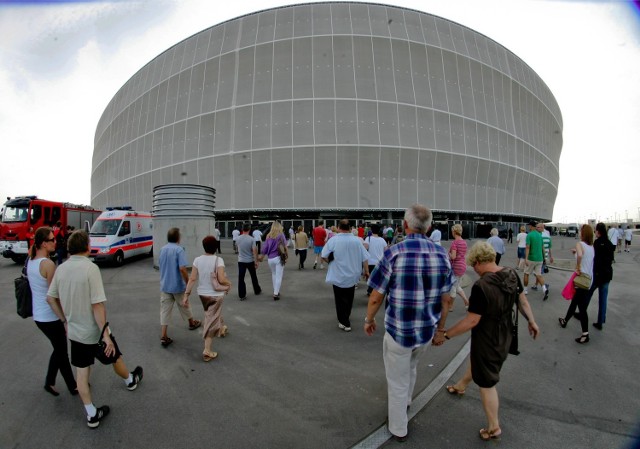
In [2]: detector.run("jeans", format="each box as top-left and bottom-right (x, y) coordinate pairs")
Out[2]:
(35, 320), (76, 391)
(238, 262), (261, 298)
(267, 256), (284, 295)
(383, 332), (427, 438)
(332, 285), (355, 327)
(586, 281), (609, 325)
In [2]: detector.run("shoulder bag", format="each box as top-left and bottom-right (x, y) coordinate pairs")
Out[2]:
(277, 235), (288, 265)
(573, 272), (591, 290)
(15, 259), (32, 319)
(210, 256), (231, 293)
(96, 322), (121, 365)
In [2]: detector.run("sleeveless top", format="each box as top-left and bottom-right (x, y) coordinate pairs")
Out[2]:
(27, 258), (58, 322)
(577, 242), (594, 279)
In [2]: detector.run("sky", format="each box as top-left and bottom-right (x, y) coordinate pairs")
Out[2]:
(1, 0), (639, 224)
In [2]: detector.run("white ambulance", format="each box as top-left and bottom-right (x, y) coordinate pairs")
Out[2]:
(89, 208), (153, 265)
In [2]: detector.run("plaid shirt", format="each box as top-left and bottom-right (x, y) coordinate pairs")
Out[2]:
(368, 233), (453, 349)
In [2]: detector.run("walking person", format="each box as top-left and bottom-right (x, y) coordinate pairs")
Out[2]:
(158, 228), (201, 347)
(364, 224), (387, 296)
(323, 219), (369, 332)
(607, 225), (618, 262)
(294, 225), (309, 269)
(252, 226), (263, 254)
(364, 204), (453, 442)
(28, 226), (77, 397)
(441, 242), (539, 441)
(624, 225), (633, 252)
(213, 225), (222, 253)
(183, 236), (231, 361)
(430, 224), (442, 246)
(236, 223), (262, 301)
(523, 221), (549, 299)
(232, 226), (240, 254)
(516, 225), (527, 270)
(259, 221), (287, 300)
(312, 220), (327, 269)
(558, 224), (595, 343)
(448, 224), (470, 310)
(46, 230), (143, 428)
(586, 223), (615, 330)
(54, 221), (67, 265)
(487, 228), (505, 265)
(507, 227), (513, 244)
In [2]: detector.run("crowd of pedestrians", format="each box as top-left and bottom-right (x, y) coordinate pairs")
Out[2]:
(23, 208), (632, 441)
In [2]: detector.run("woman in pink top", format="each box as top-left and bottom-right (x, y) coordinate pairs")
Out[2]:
(448, 224), (469, 310)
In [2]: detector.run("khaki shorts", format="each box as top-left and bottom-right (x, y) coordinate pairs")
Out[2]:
(525, 261), (543, 276)
(449, 275), (462, 298)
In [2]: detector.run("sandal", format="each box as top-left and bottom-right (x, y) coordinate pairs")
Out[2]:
(445, 385), (465, 396)
(558, 318), (567, 328)
(189, 320), (202, 330)
(479, 428), (501, 441)
(160, 336), (173, 347)
(202, 351), (218, 362)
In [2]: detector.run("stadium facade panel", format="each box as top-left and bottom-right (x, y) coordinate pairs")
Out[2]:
(91, 2), (562, 222)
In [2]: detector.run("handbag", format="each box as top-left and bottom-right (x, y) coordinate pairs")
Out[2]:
(15, 259), (32, 319)
(96, 322), (120, 365)
(509, 297), (520, 356)
(573, 272), (591, 290)
(277, 236), (288, 265)
(210, 256), (230, 293)
(561, 272), (577, 300)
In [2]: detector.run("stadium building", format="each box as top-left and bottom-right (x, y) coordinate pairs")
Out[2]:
(91, 2), (562, 237)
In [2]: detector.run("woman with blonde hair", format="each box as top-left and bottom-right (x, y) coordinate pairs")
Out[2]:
(183, 235), (231, 361)
(442, 242), (539, 441)
(448, 224), (469, 310)
(259, 221), (288, 300)
(558, 224), (595, 343)
(28, 226), (77, 395)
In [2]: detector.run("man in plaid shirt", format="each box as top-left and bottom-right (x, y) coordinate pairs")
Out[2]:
(365, 204), (453, 442)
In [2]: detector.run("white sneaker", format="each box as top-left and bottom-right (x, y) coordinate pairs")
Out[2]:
(524, 288), (528, 295)
(337, 323), (352, 332)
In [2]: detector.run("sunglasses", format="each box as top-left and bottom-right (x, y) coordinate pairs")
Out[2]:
(44, 238), (56, 243)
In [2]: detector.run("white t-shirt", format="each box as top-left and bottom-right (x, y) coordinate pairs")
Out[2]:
(608, 228), (618, 244)
(365, 236), (387, 266)
(232, 229), (240, 241)
(193, 254), (226, 297)
(516, 232), (527, 248)
(213, 228), (220, 240)
(253, 229), (262, 242)
(430, 229), (442, 245)
(624, 228), (633, 241)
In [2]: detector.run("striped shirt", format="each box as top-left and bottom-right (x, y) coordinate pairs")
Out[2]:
(368, 233), (454, 349)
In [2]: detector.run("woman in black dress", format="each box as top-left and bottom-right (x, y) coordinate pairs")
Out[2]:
(441, 242), (539, 441)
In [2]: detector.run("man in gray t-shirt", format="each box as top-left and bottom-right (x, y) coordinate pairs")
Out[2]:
(237, 223), (262, 300)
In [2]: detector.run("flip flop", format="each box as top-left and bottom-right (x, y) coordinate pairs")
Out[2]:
(445, 385), (465, 396)
(479, 428), (501, 441)
(202, 351), (218, 362)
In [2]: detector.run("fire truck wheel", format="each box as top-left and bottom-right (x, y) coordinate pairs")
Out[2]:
(12, 255), (27, 265)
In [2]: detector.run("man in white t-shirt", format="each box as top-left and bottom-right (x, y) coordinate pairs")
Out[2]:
(617, 226), (624, 253)
(430, 225), (442, 246)
(252, 227), (263, 254)
(213, 225), (221, 253)
(232, 227), (241, 254)
(365, 224), (388, 296)
(624, 225), (633, 252)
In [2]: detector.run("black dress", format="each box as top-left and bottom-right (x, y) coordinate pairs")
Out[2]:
(468, 268), (521, 388)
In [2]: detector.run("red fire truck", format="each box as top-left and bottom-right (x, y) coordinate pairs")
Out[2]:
(0, 196), (101, 263)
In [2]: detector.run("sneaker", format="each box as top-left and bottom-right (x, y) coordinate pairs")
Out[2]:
(337, 323), (352, 332)
(87, 405), (110, 428)
(126, 366), (143, 391)
(543, 289), (549, 301)
(531, 285), (538, 291)
(524, 288), (528, 295)
(313, 263), (317, 269)
(239, 296), (247, 301)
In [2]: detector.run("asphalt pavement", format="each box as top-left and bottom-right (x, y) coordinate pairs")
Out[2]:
(0, 236), (638, 449)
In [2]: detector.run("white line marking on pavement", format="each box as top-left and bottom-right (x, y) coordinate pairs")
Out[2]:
(351, 339), (471, 449)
